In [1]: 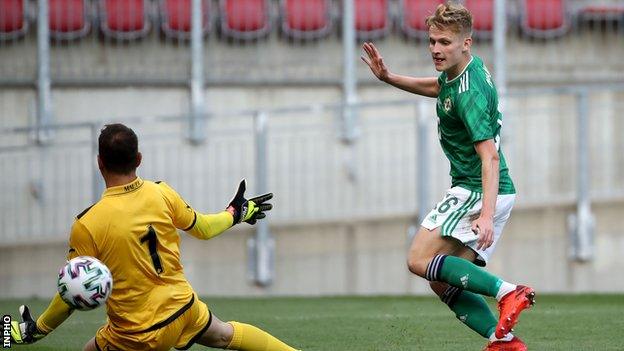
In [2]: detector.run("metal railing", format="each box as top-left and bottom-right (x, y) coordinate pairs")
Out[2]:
(2, 0), (622, 150)
(1, 85), (623, 253)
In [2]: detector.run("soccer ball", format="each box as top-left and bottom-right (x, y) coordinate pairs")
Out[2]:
(57, 256), (113, 311)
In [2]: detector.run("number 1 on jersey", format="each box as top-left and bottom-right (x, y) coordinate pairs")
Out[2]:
(140, 225), (163, 274)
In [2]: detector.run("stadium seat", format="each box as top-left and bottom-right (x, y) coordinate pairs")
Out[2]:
(399, 0), (443, 39)
(0, 0), (29, 41)
(159, 0), (211, 39)
(520, 0), (569, 38)
(465, 0), (493, 39)
(355, 0), (390, 40)
(99, 0), (151, 40)
(49, 0), (90, 40)
(280, 0), (332, 40)
(219, 0), (271, 41)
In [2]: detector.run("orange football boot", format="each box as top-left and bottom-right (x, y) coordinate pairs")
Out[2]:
(483, 336), (527, 351)
(495, 285), (536, 338)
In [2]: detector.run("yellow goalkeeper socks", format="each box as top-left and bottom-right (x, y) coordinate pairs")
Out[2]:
(226, 321), (299, 351)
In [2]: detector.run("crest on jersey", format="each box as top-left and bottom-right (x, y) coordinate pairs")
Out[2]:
(443, 97), (452, 112)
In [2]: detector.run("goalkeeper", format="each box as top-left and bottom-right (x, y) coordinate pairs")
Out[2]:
(10, 123), (300, 351)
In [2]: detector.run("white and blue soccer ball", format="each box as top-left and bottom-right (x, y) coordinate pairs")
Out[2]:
(57, 256), (113, 311)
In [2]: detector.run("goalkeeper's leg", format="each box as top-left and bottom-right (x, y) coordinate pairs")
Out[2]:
(197, 314), (300, 351)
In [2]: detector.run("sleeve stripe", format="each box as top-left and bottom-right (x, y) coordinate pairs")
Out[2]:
(182, 212), (197, 231)
(76, 204), (95, 219)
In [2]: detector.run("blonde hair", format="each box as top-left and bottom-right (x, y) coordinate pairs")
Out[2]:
(425, 1), (473, 35)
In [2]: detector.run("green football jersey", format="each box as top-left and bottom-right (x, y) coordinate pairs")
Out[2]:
(435, 55), (515, 194)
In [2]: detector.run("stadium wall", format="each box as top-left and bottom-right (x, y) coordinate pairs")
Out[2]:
(1, 86), (623, 297)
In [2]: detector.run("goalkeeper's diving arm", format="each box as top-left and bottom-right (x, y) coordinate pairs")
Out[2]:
(10, 293), (73, 344)
(185, 179), (273, 240)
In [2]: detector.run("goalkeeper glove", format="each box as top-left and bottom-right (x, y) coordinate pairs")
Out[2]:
(10, 305), (46, 344)
(226, 179), (273, 225)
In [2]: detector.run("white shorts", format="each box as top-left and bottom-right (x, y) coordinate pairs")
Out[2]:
(421, 186), (516, 266)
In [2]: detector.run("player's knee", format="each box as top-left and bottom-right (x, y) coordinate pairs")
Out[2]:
(429, 281), (447, 297)
(198, 319), (234, 348)
(406, 256), (427, 278)
(214, 321), (234, 346)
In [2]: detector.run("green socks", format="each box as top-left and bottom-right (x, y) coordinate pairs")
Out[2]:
(440, 285), (497, 338)
(426, 254), (503, 297)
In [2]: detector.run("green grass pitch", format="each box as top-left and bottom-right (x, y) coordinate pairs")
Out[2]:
(2, 294), (623, 350)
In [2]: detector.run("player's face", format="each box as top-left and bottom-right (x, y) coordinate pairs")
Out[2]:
(428, 26), (472, 75)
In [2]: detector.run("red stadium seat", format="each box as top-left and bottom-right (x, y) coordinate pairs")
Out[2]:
(159, 0), (211, 39)
(49, 0), (90, 40)
(465, 0), (493, 38)
(99, 0), (151, 40)
(355, 0), (389, 40)
(399, 0), (442, 39)
(219, 0), (271, 40)
(280, 0), (332, 40)
(0, 0), (29, 40)
(520, 0), (569, 38)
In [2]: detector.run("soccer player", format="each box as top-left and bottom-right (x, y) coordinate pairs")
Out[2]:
(10, 123), (300, 351)
(361, 2), (534, 350)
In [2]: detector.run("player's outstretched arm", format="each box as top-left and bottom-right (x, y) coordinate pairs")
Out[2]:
(10, 305), (46, 344)
(10, 294), (73, 344)
(361, 42), (440, 98)
(186, 179), (273, 240)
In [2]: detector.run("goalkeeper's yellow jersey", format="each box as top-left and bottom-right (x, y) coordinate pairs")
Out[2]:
(67, 177), (206, 333)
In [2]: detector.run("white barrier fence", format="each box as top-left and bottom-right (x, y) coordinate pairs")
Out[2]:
(1, 87), (622, 245)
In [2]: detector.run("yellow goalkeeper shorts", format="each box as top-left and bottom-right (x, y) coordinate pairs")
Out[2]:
(94, 295), (212, 351)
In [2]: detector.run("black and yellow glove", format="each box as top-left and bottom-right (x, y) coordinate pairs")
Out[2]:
(10, 305), (46, 344)
(226, 179), (273, 225)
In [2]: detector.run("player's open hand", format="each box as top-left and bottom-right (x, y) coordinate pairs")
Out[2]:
(227, 179), (273, 225)
(472, 216), (494, 250)
(361, 42), (390, 82)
